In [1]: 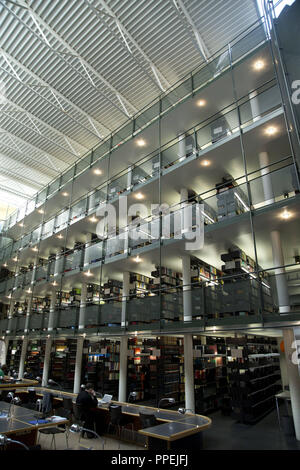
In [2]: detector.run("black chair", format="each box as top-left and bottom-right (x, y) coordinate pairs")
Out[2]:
(107, 404), (134, 448)
(139, 412), (158, 429)
(37, 407), (70, 449)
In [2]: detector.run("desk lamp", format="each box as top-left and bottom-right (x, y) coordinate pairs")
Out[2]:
(157, 397), (175, 412)
(70, 424), (105, 450)
(0, 434), (29, 450)
(178, 408), (194, 415)
(48, 379), (63, 390)
(128, 391), (137, 403)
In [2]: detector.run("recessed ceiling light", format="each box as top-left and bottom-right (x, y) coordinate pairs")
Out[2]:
(135, 192), (144, 200)
(89, 216), (98, 222)
(133, 256), (142, 263)
(57, 234), (63, 239)
(93, 168), (102, 175)
(37, 209), (44, 214)
(62, 192), (69, 197)
(197, 99), (206, 107)
(200, 159), (211, 167)
(281, 210), (292, 220)
(18, 223), (24, 227)
(253, 60), (265, 70)
(265, 126), (277, 136)
(136, 138), (146, 147)
(32, 247), (38, 252)
(84, 270), (93, 277)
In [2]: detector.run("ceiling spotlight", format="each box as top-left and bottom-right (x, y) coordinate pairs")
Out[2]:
(89, 216), (98, 222)
(265, 126), (277, 136)
(197, 99), (206, 107)
(253, 60), (265, 70)
(280, 210), (291, 220)
(18, 223), (24, 227)
(57, 234), (63, 239)
(136, 138), (146, 147)
(135, 193), (144, 200)
(133, 256), (142, 263)
(200, 159), (211, 167)
(62, 192), (68, 197)
(32, 247), (38, 252)
(93, 168), (102, 175)
(84, 270), (93, 277)
(37, 209), (44, 214)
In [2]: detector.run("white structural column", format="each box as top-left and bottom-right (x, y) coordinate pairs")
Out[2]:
(18, 336), (28, 379)
(73, 336), (85, 394)
(47, 290), (57, 331)
(42, 336), (52, 386)
(178, 131), (187, 161)
(6, 302), (14, 334)
(277, 338), (288, 389)
(182, 255), (192, 322)
(259, 151), (275, 205)
(118, 336), (128, 402)
(283, 328), (300, 440)
(270, 230), (290, 313)
(24, 296), (33, 333)
(249, 90), (261, 122)
(0, 338), (9, 366)
(78, 283), (87, 330)
(121, 272), (130, 327)
(184, 334), (195, 413)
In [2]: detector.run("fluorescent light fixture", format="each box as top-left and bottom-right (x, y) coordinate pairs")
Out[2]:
(234, 192), (250, 211)
(253, 60), (265, 70)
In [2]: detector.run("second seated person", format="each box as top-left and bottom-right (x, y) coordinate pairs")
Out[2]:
(76, 382), (98, 438)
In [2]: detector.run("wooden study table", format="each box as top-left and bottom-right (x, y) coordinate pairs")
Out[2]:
(10, 386), (212, 450)
(0, 377), (39, 389)
(0, 401), (68, 450)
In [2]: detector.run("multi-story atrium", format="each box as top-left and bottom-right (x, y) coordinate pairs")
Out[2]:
(0, 0), (300, 453)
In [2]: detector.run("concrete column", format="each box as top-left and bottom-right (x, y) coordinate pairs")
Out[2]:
(182, 255), (192, 322)
(283, 328), (300, 440)
(78, 283), (87, 330)
(42, 336), (52, 386)
(18, 336), (28, 379)
(121, 272), (130, 328)
(47, 290), (57, 331)
(184, 334), (195, 413)
(259, 151), (275, 205)
(73, 336), (84, 394)
(24, 296), (32, 333)
(178, 131), (186, 161)
(0, 338), (9, 366)
(249, 90), (261, 122)
(6, 301), (14, 334)
(118, 336), (128, 402)
(277, 338), (288, 389)
(127, 165), (133, 190)
(270, 230), (290, 313)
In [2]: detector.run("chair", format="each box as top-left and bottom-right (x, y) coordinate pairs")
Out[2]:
(38, 408), (70, 450)
(139, 412), (158, 429)
(72, 403), (84, 426)
(107, 404), (134, 448)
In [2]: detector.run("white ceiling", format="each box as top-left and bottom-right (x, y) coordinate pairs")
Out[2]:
(0, 0), (260, 206)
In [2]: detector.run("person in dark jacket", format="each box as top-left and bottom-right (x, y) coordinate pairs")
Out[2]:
(76, 383), (98, 438)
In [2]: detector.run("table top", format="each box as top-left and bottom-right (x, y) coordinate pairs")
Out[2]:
(275, 391), (291, 400)
(8, 387), (212, 441)
(0, 378), (39, 389)
(0, 401), (68, 436)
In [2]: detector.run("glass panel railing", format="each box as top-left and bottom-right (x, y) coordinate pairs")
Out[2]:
(75, 153), (92, 176)
(84, 304), (100, 328)
(32, 226), (42, 245)
(61, 167), (75, 186)
(161, 76), (192, 114)
(0, 280), (6, 294)
(21, 233), (31, 250)
(34, 264), (48, 283)
(84, 241), (103, 266)
(250, 164), (298, 209)
(16, 316), (26, 332)
(197, 108), (239, 150)
(161, 131), (196, 169)
(112, 121), (133, 149)
(48, 178), (61, 197)
(0, 318), (8, 335)
(6, 277), (15, 293)
(16, 205), (26, 223)
(36, 188), (47, 207)
(9, 211), (17, 229)
(42, 218), (55, 240)
(87, 188), (107, 212)
(24, 269), (34, 286)
(9, 317), (17, 333)
(231, 22), (266, 62)
(57, 306), (79, 329)
(70, 198), (87, 224)
(240, 84), (281, 126)
(104, 234), (126, 259)
(127, 295), (160, 326)
(108, 172), (129, 201)
(92, 142), (110, 162)
(63, 250), (84, 273)
(161, 290), (184, 324)
(100, 300), (122, 326)
(28, 313), (45, 331)
(54, 209), (69, 233)
(15, 273), (24, 290)
(26, 198), (36, 216)
(135, 101), (160, 131)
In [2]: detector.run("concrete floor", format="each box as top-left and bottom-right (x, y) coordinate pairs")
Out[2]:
(35, 406), (300, 451)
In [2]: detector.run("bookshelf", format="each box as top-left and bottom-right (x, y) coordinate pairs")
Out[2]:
(6, 339), (22, 373)
(226, 335), (281, 424)
(25, 340), (45, 378)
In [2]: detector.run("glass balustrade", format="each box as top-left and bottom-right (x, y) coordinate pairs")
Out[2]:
(0, 318), (8, 335)
(127, 295), (160, 327)
(57, 307), (79, 329)
(2, 19), (267, 231)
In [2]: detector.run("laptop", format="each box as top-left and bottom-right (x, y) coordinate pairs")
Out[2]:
(98, 394), (113, 405)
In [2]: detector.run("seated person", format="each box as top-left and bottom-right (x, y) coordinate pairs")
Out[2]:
(76, 382), (98, 438)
